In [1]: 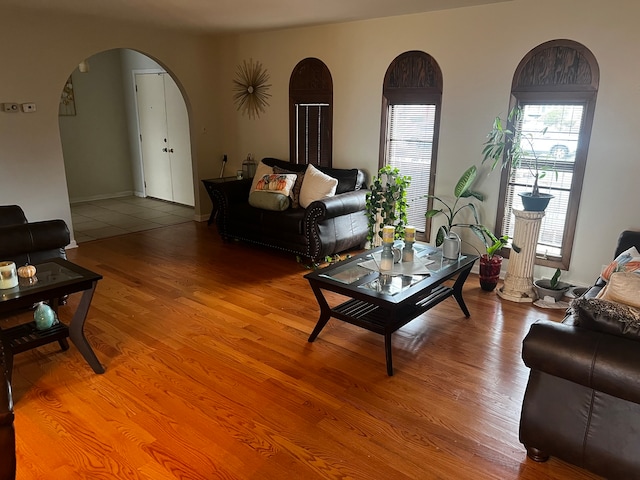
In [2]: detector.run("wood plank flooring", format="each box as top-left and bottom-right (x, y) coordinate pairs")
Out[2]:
(7, 221), (603, 479)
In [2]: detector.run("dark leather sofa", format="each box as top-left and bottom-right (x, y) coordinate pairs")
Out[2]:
(206, 158), (369, 262)
(519, 230), (640, 479)
(0, 205), (70, 266)
(0, 205), (70, 480)
(0, 341), (15, 480)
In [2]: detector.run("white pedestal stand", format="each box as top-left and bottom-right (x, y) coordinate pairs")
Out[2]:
(497, 209), (545, 303)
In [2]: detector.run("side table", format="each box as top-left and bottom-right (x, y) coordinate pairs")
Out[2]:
(202, 177), (251, 225)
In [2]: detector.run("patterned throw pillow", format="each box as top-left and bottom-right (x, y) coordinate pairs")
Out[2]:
(273, 165), (304, 208)
(601, 246), (640, 281)
(571, 297), (640, 341)
(253, 173), (297, 197)
(249, 161), (275, 195)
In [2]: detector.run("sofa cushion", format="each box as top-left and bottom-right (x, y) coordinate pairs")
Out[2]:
(248, 191), (290, 211)
(596, 272), (640, 308)
(601, 246), (640, 282)
(299, 164), (338, 208)
(570, 297), (640, 341)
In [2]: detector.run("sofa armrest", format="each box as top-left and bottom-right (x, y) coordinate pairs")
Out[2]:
(0, 220), (70, 259)
(305, 189), (368, 221)
(523, 320), (640, 404)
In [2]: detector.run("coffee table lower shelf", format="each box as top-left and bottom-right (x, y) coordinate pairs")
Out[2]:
(331, 284), (452, 333)
(2, 321), (70, 354)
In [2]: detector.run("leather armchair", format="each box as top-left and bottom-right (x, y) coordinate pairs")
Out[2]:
(0, 205), (70, 266)
(519, 230), (640, 479)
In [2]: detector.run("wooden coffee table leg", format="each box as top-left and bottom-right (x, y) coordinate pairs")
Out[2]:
(452, 263), (474, 318)
(384, 331), (394, 376)
(68, 280), (104, 374)
(308, 284), (331, 342)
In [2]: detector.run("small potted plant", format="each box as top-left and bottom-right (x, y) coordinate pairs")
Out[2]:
(469, 225), (509, 292)
(481, 106), (556, 211)
(533, 268), (571, 301)
(424, 165), (484, 259)
(365, 165), (411, 247)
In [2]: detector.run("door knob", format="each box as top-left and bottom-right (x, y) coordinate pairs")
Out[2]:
(162, 147), (168, 152)
(169, 148), (174, 153)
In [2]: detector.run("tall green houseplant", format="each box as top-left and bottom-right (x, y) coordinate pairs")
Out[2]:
(481, 106), (556, 211)
(365, 165), (411, 246)
(425, 165), (484, 246)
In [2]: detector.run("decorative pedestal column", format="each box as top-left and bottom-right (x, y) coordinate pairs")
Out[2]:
(497, 209), (545, 303)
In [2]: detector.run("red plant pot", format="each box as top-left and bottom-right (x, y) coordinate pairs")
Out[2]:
(479, 254), (503, 292)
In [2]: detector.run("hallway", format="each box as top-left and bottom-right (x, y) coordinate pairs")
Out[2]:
(70, 196), (194, 244)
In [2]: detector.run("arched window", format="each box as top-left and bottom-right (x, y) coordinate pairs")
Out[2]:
(289, 58), (332, 166)
(497, 39), (599, 269)
(380, 51), (443, 240)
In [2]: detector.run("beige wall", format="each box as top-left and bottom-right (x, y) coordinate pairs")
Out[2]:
(60, 50), (133, 203)
(0, 0), (638, 284)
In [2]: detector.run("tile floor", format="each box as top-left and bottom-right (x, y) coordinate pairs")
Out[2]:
(71, 196), (194, 244)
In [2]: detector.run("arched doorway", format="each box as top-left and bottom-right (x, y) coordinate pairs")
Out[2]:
(59, 49), (195, 243)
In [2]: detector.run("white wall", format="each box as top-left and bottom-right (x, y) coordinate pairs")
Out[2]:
(0, 0), (638, 285)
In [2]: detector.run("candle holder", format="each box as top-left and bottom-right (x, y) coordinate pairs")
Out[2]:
(402, 240), (414, 262)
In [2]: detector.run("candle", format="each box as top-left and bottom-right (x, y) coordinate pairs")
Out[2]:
(0, 261), (18, 289)
(405, 225), (416, 243)
(382, 225), (395, 244)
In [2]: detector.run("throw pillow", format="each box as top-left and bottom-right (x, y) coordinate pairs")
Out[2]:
(248, 191), (290, 211)
(253, 173), (297, 197)
(249, 161), (275, 194)
(299, 164), (338, 208)
(596, 272), (640, 309)
(601, 246), (640, 282)
(317, 166), (359, 194)
(570, 297), (640, 341)
(273, 165), (304, 208)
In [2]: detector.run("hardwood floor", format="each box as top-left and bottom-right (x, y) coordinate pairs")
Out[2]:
(8, 222), (602, 479)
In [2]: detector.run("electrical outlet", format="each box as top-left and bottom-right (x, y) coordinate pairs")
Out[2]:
(21, 103), (36, 113)
(2, 103), (18, 113)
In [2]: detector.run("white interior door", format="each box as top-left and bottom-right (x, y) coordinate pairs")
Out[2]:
(136, 73), (194, 206)
(164, 75), (194, 206)
(136, 73), (172, 202)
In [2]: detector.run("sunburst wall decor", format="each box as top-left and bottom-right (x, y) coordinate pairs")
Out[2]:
(232, 58), (272, 119)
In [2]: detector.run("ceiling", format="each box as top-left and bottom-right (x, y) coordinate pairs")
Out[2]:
(5, 0), (511, 33)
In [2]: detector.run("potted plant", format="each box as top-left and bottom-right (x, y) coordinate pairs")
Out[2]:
(468, 225), (511, 292)
(365, 165), (411, 247)
(481, 106), (556, 211)
(424, 165), (484, 259)
(533, 268), (571, 301)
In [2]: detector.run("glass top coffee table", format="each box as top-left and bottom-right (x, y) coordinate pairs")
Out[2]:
(0, 258), (104, 379)
(305, 244), (478, 375)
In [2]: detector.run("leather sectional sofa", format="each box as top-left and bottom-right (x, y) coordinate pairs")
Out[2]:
(519, 230), (640, 479)
(0, 205), (71, 480)
(205, 158), (369, 262)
